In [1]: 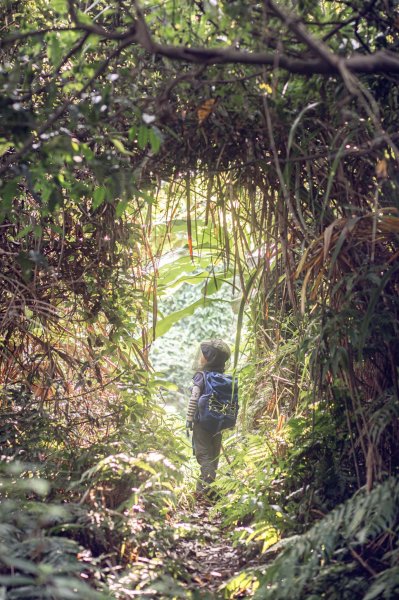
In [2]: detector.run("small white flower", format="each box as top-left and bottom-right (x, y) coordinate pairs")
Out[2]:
(142, 113), (156, 124)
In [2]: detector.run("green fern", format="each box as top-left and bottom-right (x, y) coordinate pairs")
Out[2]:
(363, 567), (399, 600)
(251, 478), (399, 600)
(0, 467), (105, 600)
(368, 395), (399, 445)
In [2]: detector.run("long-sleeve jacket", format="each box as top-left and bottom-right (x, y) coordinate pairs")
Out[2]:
(186, 371), (204, 422)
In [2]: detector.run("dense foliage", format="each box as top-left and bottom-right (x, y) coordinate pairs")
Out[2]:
(1, 0), (399, 598)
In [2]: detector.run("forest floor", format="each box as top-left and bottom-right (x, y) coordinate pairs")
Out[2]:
(151, 500), (263, 599)
(171, 505), (246, 596)
(122, 498), (266, 599)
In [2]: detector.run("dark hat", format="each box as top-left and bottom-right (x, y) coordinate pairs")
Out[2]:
(200, 339), (231, 370)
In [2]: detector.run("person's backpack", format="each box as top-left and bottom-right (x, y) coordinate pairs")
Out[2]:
(197, 371), (238, 434)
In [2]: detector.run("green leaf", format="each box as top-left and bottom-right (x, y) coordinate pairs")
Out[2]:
(111, 138), (132, 155)
(0, 139), (12, 156)
(1, 556), (40, 574)
(149, 127), (162, 153)
(76, 10), (95, 25)
(134, 459), (157, 475)
(0, 575), (35, 586)
(16, 225), (33, 240)
(154, 379), (178, 391)
(0, 179), (18, 222)
(52, 0), (68, 14)
(93, 187), (106, 209)
(363, 582), (388, 600)
(154, 296), (223, 339)
(33, 225), (43, 238)
(157, 256), (211, 287)
(128, 126), (136, 141)
(116, 198), (128, 217)
(47, 33), (62, 67)
(137, 125), (149, 149)
(201, 272), (232, 296)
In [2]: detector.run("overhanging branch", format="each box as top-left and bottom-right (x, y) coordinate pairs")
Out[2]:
(3, 2), (399, 76)
(147, 43), (399, 75)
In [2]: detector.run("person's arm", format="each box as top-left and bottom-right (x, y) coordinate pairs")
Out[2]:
(186, 372), (203, 428)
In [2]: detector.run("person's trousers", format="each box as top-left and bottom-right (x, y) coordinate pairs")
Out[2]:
(192, 423), (222, 493)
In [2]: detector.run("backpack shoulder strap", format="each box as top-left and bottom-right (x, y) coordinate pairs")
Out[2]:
(201, 370), (217, 395)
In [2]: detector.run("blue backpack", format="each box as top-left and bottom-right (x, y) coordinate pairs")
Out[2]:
(197, 371), (239, 434)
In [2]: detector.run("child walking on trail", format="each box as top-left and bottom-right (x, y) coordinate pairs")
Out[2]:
(186, 339), (232, 495)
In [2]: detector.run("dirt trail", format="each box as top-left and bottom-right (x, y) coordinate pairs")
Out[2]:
(166, 503), (259, 598)
(127, 501), (267, 598)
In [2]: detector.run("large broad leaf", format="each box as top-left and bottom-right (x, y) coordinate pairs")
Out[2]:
(154, 272), (233, 339)
(154, 295), (226, 339)
(157, 252), (233, 291)
(157, 255), (212, 288)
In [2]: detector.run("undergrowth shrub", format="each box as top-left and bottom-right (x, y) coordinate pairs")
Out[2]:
(214, 400), (353, 545)
(0, 378), (187, 599)
(0, 462), (105, 600)
(214, 430), (289, 551)
(278, 403), (358, 525)
(252, 477), (399, 600)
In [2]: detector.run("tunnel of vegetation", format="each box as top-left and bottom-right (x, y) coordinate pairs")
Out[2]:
(1, 0), (399, 598)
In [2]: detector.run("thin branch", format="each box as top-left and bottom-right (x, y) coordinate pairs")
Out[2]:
(156, 65), (207, 105)
(349, 547), (378, 577)
(67, 0), (136, 40)
(200, 130), (399, 176)
(322, 0), (378, 42)
(1, 27), (82, 45)
(265, 0), (366, 98)
(262, 94), (308, 239)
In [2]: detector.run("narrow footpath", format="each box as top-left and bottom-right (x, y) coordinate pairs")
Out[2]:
(159, 502), (263, 599)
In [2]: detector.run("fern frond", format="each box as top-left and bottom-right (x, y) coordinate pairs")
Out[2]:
(363, 567), (399, 600)
(368, 395), (399, 445)
(253, 478), (399, 600)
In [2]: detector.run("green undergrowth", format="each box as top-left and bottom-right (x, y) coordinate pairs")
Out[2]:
(1, 366), (398, 600)
(0, 443), (189, 600)
(2, 400), (399, 600)
(250, 476), (399, 600)
(0, 388), (190, 599)
(219, 474), (399, 599)
(210, 406), (399, 600)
